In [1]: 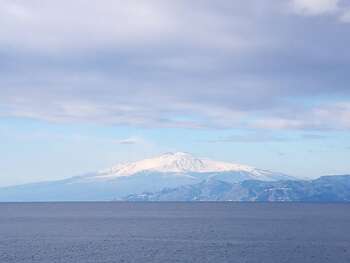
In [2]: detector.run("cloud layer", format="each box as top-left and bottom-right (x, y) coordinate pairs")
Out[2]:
(0, 0), (350, 130)
(291, 0), (339, 15)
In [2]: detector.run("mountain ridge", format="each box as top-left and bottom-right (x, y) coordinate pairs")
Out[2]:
(124, 175), (350, 202)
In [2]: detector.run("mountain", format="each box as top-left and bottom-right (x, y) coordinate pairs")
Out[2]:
(124, 175), (350, 202)
(85, 152), (294, 182)
(0, 152), (294, 201)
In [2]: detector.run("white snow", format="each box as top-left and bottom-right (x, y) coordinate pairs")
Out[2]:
(96, 152), (279, 179)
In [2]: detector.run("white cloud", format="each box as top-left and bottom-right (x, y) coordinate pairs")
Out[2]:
(0, 0), (254, 53)
(253, 118), (306, 130)
(0, 0), (170, 51)
(290, 0), (339, 15)
(253, 103), (350, 131)
(339, 9), (350, 22)
(313, 102), (350, 129)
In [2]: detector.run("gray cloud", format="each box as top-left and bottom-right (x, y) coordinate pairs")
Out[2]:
(114, 137), (142, 145)
(0, 0), (350, 130)
(290, 0), (340, 15)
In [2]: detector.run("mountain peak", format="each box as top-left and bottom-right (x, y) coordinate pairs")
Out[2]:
(159, 151), (193, 158)
(94, 152), (295, 182)
(98, 152), (258, 178)
(159, 152), (195, 160)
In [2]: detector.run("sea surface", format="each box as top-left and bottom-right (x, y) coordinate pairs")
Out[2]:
(0, 202), (349, 263)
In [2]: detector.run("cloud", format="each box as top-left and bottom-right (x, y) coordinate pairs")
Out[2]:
(0, 1), (349, 131)
(204, 133), (289, 143)
(0, 0), (256, 53)
(339, 9), (350, 22)
(114, 137), (143, 145)
(252, 103), (350, 131)
(204, 132), (328, 143)
(289, 0), (350, 23)
(0, 0), (171, 51)
(290, 0), (340, 15)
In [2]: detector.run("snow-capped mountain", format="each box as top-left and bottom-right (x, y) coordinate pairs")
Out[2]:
(0, 152), (296, 201)
(99, 152), (254, 176)
(81, 152), (294, 182)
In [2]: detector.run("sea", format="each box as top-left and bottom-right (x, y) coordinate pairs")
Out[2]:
(0, 202), (349, 263)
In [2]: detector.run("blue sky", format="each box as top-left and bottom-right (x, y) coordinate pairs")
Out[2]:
(1, 0), (350, 186)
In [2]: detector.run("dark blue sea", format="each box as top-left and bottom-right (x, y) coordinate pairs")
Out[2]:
(0, 202), (349, 263)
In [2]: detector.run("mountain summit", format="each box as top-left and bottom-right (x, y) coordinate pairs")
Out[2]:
(0, 152), (295, 201)
(98, 152), (264, 178)
(94, 152), (293, 182)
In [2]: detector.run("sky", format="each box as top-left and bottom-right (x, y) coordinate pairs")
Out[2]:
(1, 0), (350, 186)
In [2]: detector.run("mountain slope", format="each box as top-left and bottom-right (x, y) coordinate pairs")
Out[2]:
(75, 152), (295, 183)
(0, 152), (295, 201)
(124, 175), (350, 202)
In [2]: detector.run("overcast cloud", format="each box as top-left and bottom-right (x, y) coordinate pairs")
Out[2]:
(1, 0), (350, 130)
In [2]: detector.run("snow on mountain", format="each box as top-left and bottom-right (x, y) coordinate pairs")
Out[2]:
(125, 175), (350, 202)
(93, 152), (291, 181)
(97, 152), (252, 177)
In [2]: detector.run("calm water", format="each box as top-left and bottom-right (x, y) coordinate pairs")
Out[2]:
(0, 202), (350, 263)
